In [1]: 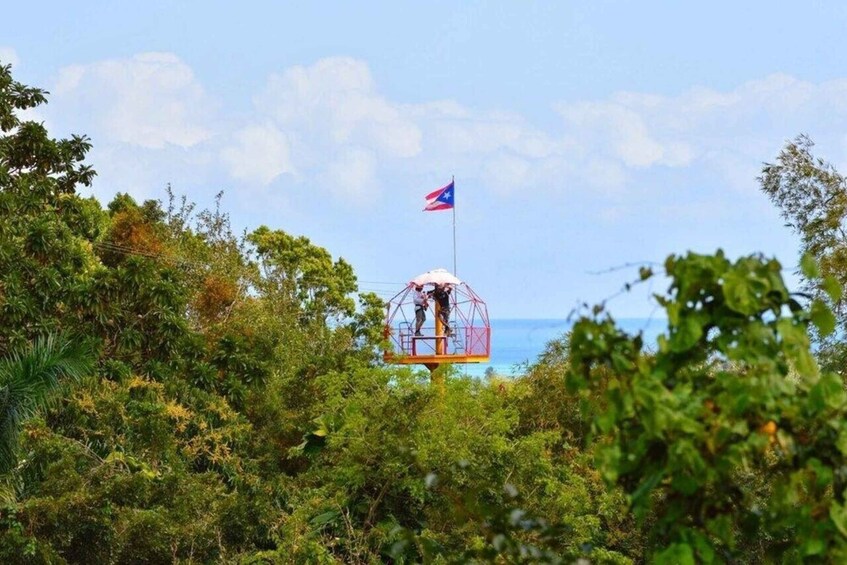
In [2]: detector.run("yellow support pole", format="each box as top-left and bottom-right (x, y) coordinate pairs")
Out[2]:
(429, 363), (445, 393)
(434, 301), (445, 355)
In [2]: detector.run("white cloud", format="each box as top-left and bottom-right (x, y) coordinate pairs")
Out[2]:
(552, 73), (847, 192)
(0, 47), (19, 67)
(245, 60), (847, 199)
(582, 157), (627, 191)
(255, 57), (422, 159)
(223, 56), (425, 198)
(319, 147), (377, 198)
(480, 153), (532, 195)
(38, 50), (847, 211)
(427, 112), (558, 158)
(52, 52), (213, 149)
(557, 101), (666, 168)
(220, 124), (294, 185)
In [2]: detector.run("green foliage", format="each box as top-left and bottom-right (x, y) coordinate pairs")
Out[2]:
(568, 251), (847, 561)
(0, 64), (100, 355)
(761, 135), (847, 368)
(0, 335), (93, 480)
(248, 225), (357, 323)
(273, 367), (634, 563)
(0, 65), (395, 562)
(11, 60), (847, 564)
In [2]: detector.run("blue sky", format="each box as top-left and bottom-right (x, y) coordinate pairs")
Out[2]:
(4, 1), (847, 317)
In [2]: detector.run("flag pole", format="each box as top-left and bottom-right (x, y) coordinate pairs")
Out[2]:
(452, 175), (456, 277)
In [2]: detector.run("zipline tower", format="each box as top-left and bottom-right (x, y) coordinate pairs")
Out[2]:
(383, 269), (490, 375)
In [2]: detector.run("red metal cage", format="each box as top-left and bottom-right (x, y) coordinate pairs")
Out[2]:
(383, 270), (490, 366)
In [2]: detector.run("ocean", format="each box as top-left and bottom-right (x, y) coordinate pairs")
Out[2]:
(458, 318), (667, 378)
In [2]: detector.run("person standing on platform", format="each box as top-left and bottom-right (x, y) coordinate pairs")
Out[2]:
(413, 284), (428, 336)
(430, 283), (452, 336)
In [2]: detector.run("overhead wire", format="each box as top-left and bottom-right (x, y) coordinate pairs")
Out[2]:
(93, 240), (164, 260)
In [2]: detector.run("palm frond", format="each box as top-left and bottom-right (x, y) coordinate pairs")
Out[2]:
(0, 334), (94, 475)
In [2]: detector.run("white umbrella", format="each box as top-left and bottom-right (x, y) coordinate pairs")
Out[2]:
(409, 268), (462, 286)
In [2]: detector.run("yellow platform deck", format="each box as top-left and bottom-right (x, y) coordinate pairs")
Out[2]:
(383, 353), (489, 365)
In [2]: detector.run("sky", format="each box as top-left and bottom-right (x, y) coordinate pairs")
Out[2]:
(4, 1), (847, 318)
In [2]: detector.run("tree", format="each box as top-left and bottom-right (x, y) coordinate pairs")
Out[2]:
(0, 335), (92, 478)
(568, 251), (847, 561)
(760, 135), (847, 366)
(0, 63), (101, 355)
(248, 226), (358, 324)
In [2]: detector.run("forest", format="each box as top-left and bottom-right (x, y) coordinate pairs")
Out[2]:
(3, 62), (847, 564)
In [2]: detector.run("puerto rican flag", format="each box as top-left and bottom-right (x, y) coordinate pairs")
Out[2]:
(423, 181), (455, 211)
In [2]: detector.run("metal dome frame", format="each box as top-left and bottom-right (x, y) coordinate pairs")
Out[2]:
(383, 270), (490, 370)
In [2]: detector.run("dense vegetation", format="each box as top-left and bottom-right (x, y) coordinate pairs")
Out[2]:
(2, 62), (847, 563)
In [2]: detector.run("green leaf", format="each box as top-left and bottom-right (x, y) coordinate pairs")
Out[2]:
(722, 269), (760, 315)
(654, 543), (695, 565)
(830, 502), (847, 537)
(310, 510), (340, 528)
(706, 515), (733, 546)
(631, 469), (664, 505)
(801, 253), (820, 279)
(807, 458), (833, 488)
(777, 318), (815, 374)
(802, 536), (826, 556)
(666, 301), (681, 326)
(794, 349), (818, 379)
(611, 351), (634, 372)
(809, 373), (847, 410)
(810, 299), (836, 336)
(822, 275), (843, 302)
(690, 529), (718, 562)
(670, 316), (703, 352)
(671, 473), (699, 495)
(596, 410), (617, 433)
